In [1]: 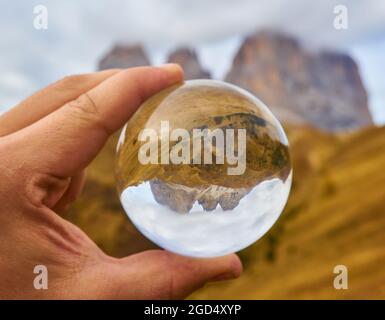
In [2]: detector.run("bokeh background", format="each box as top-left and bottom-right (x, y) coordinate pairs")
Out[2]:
(1, 0), (385, 299)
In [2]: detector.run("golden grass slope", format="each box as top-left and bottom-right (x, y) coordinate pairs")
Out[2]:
(66, 125), (385, 299)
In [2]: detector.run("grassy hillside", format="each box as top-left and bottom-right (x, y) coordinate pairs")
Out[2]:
(66, 125), (385, 299)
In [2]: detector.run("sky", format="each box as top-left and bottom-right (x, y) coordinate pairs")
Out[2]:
(0, 0), (384, 123)
(121, 177), (291, 257)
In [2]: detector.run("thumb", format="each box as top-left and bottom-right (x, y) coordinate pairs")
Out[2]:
(104, 250), (242, 299)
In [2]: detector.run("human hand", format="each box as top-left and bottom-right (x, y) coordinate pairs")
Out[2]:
(0, 65), (242, 299)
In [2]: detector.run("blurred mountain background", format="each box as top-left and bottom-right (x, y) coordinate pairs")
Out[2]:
(64, 30), (385, 299)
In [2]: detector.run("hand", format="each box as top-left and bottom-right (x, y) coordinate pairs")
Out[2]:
(0, 65), (242, 299)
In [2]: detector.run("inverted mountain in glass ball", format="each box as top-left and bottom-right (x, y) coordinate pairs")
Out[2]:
(115, 80), (292, 257)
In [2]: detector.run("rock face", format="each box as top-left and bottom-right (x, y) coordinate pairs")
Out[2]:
(226, 31), (373, 131)
(150, 180), (251, 213)
(98, 44), (150, 70)
(167, 48), (211, 79)
(98, 45), (210, 80)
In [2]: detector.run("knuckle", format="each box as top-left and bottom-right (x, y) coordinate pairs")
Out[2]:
(66, 94), (111, 135)
(67, 93), (98, 116)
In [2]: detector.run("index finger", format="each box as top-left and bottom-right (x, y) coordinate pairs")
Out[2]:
(10, 64), (184, 177)
(0, 69), (120, 137)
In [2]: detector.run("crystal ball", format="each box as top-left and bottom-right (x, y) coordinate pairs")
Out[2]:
(115, 79), (292, 257)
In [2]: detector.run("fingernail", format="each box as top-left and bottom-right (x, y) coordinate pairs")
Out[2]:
(158, 63), (183, 75)
(210, 271), (238, 282)
(211, 255), (243, 281)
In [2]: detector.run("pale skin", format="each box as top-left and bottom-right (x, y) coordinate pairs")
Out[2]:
(0, 64), (242, 299)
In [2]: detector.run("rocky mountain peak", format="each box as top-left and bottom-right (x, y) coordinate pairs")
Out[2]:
(98, 44), (150, 70)
(226, 30), (373, 131)
(167, 48), (211, 79)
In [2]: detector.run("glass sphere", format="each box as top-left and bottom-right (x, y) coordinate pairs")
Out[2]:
(115, 79), (292, 257)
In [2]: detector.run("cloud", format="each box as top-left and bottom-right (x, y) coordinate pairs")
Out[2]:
(0, 0), (384, 114)
(65, 0), (385, 48)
